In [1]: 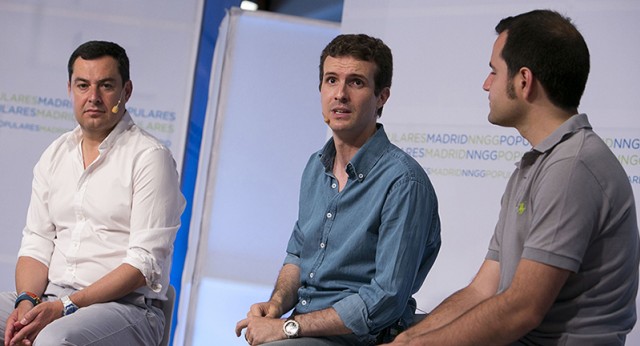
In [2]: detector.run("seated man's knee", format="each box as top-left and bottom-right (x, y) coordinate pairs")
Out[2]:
(34, 323), (80, 346)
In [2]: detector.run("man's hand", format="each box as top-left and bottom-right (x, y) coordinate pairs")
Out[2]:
(235, 315), (286, 345)
(4, 301), (40, 346)
(235, 301), (285, 344)
(6, 300), (63, 346)
(247, 301), (281, 319)
(4, 302), (33, 346)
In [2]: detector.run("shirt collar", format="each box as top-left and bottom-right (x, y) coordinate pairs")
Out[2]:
(68, 111), (134, 150)
(533, 113), (592, 154)
(318, 123), (390, 181)
(518, 113), (591, 167)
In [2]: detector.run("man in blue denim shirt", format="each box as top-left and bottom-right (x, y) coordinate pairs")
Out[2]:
(236, 34), (441, 345)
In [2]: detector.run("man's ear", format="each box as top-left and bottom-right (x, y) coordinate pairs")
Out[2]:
(124, 80), (133, 102)
(518, 67), (536, 101)
(377, 87), (390, 109)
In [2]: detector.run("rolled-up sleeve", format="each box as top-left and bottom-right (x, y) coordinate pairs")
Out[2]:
(284, 221), (304, 267)
(334, 178), (441, 336)
(123, 147), (185, 292)
(18, 142), (58, 266)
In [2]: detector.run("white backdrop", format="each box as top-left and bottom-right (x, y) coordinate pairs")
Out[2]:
(0, 0), (201, 291)
(341, 0), (640, 342)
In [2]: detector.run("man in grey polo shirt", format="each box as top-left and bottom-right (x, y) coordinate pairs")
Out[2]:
(389, 9), (639, 345)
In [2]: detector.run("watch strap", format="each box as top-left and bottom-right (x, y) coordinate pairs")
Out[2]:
(60, 295), (79, 316)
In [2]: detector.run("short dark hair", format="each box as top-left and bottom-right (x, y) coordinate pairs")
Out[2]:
(67, 41), (130, 84)
(319, 34), (393, 116)
(496, 9), (590, 110)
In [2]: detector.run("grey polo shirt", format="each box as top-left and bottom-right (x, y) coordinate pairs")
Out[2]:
(487, 114), (639, 345)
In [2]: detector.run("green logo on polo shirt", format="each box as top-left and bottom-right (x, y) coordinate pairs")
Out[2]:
(517, 202), (526, 215)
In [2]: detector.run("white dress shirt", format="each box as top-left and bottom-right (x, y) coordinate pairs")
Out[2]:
(18, 112), (185, 300)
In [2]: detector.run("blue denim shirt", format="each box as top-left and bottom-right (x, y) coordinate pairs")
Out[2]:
(284, 124), (441, 339)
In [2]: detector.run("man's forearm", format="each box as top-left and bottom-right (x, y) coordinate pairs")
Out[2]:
(269, 265), (350, 337)
(409, 290), (536, 346)
(405, 286), (486, 337)
(296, 307), (352, 337)
(404, 259), (569, 345)
(269, 263), (301, 315)
(67, 263), (146, 308)
(15, 256), (49, 296)
(404, 260), (500, 338)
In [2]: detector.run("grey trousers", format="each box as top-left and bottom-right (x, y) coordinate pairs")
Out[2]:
(261, 334), (373, 346)
(0, 283), (164, 346)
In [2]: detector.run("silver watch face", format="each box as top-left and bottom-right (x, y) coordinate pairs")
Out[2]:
(283, 320), (299, 337)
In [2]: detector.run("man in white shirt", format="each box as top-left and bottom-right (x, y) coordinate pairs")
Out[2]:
(0, 40), (185, 346)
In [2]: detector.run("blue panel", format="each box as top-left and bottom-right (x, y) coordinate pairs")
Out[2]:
(170, 0), (242, 344)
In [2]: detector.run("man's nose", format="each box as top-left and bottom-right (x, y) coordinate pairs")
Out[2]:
(88, 87), (103, 104)
(334, 82), (348, 101)
(482, 74), (492, 92)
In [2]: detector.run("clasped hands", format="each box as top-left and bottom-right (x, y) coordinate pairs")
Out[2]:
(235, 302), (287, 346)
(4, 301), (62, 346)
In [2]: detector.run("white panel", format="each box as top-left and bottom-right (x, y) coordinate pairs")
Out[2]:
(179, 8), (339, 345)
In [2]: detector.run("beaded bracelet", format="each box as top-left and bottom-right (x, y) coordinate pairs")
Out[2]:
(14, 291), (42, 308)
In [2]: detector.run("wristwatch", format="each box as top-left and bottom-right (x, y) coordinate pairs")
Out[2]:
(283, 318), (300, 338)
(60, 295), (79, 316)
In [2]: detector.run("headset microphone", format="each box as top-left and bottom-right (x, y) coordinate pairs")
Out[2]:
(111, 99), (121, 114)
(111, 89), (125, 114)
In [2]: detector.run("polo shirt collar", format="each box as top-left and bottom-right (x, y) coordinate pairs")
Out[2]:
(533, 113), (592, 154)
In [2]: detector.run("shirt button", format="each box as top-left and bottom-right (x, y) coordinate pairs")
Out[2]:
(301, 300), (307, 306)
(358, 173), (364, 179)
(326, 212), (332, 219)
(331, 183), (337, 189)
(320, 243), (325, 249)
(309, 273), (314, 278)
